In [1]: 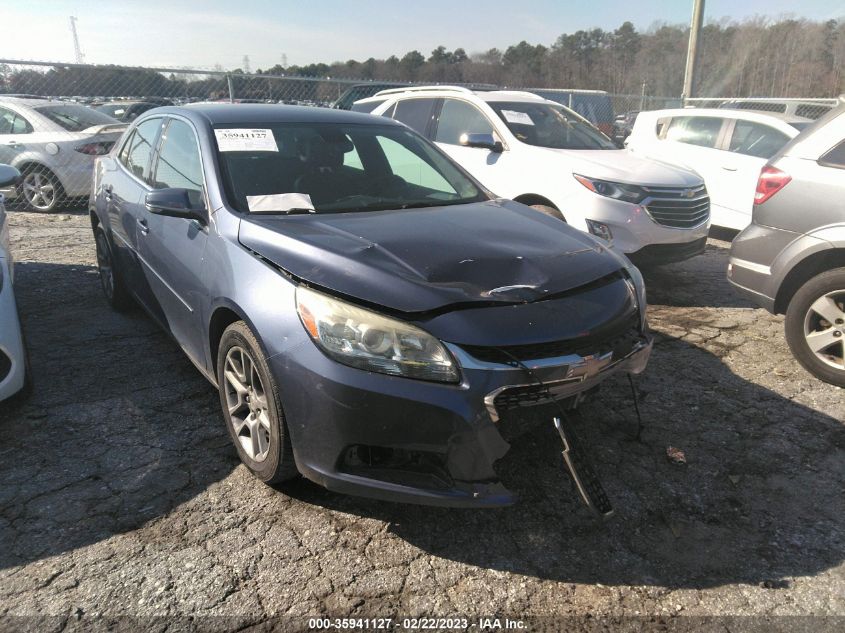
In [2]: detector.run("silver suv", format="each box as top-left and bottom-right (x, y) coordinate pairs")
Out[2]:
(728, 99), (845, 386)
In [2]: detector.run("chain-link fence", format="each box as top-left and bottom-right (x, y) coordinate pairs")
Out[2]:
(0, 59), (838, 212)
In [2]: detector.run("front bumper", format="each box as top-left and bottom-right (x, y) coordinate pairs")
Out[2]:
(272, 330), (653, 507)
(0, 257), (26, 402)
(562, 189), (711, 257)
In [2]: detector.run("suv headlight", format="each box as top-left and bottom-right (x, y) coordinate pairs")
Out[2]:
(573, 174), (648, 204)
(296, 286), (460, 383)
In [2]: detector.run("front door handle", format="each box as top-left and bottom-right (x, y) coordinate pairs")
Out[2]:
(137, 218), (149, 235)
(6, 141), (21, 148)
(721, 165), (738, 171)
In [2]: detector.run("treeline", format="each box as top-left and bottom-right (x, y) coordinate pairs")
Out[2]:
(265, 17), (844, 97)
(1, 17), (842, 99)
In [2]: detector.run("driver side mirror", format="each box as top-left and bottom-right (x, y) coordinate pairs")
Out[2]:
(459, 133), (503, 153)
(145, 188), (206, 223)
(0, 165), (21, 188)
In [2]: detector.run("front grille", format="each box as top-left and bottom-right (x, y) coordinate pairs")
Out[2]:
(643, 185), (710, 229)
(462, 311), (641, 363)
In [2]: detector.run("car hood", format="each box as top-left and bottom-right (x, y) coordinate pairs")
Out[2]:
(238, 199), (626, 314)
(543, 147), (703, 187)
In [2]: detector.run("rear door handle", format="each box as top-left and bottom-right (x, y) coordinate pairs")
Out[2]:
(6, 141), (21, 148)
(137, 218), (149, 235)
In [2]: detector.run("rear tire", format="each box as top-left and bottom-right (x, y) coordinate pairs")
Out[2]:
(19, 167), (63, 213)
(530, 204), (566, 222)
(217, 321), (299, 484)
(93, 226), (132, 311)
(784, 268), (845, 388)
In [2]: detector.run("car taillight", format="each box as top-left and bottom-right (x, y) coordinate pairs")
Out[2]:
(754, 165), (791, 205)
(75, 142), (113, 156)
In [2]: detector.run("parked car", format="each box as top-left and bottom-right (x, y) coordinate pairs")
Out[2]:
(0, 97), (126, 212)
(719, 98), (834, 121)
(626, 108), (810, 231)
(529, 89), (615, 137)
(90, 104), (653, 506)
(728, 101), (845, 386)
(356, 86), (710, 263)
(96, 100), (162, 122)
(0, 164), (28, 402)
(612, 110), (639, 147)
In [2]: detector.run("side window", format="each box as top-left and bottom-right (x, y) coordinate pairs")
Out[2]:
(796, 104), (831, 119)
(433, 99), (494, 145)
(0, 107), (32, 135)
(152, 119), (203, 199)
(665, 116), (723, 148)
(375, 136), (456, 195)
(350, 100), (385, 114)
(124, 118), (162, 181)
(392, 98), (437, 136)
(728, 121), (789, 159)
(820, 140), (845, 169)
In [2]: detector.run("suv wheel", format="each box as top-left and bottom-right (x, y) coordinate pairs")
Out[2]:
(784, 268), (845, 387)
(530, 204), (566, 222)
(93, 226), (132, 311)
(20, 167), (63, 212)
(217, 321), (299, 484)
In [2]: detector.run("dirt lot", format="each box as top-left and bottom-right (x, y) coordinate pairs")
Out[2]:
(0, 208), (843, 631)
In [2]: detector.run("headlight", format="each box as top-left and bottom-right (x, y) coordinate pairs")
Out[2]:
(296, 286), (460, 383)
(573, 174), (648, 204)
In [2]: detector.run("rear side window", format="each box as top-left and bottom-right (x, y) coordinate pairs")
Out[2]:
(120, 118), (162, 182)
(728, 121), (789, 159)
(0, 107), (33, 134)
(392, 98), (437, 135)
(736, 101), (786, 114)
(665, 116), (723, 148)
(351, 100), (385, 114)
(434, 99), (493, 145)
(152, 119), (204, 199)
(820, 140), (845, 169)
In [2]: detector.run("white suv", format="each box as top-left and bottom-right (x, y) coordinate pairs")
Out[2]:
(355, 87), (710, 263)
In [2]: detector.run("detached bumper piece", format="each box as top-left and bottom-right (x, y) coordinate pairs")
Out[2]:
(554, 416), (614, 517)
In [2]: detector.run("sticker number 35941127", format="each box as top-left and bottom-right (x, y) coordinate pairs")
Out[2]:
(214, 129), (279, 152)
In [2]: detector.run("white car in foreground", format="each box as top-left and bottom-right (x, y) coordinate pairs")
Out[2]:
(0, 164), (27, 402)
(354, 86), (710, 264)
(626, 108), (810, 230)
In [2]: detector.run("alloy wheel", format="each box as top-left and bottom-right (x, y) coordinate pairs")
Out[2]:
(22, 172), (57, 211)
(803, 289), (845, 370)
(223, 346), (272, 462)
(94, 231), (115, 300)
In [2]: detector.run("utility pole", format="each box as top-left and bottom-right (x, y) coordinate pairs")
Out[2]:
(681, 0), (705, 104)
(69, 16), (84, 64)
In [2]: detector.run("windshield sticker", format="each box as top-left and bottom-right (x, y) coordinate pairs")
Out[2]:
(246, 193), (315, 214)
(214, 128), (278, 152)
(501, 110), (535, 126)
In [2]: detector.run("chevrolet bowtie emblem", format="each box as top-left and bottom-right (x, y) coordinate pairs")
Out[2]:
(567, 351), (614, 380)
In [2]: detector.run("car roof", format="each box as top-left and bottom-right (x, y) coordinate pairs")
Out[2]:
(638, 107), (811, 126)
(147, 103), (405, 127)
(0, 96), (66, 107)
(355, 86), (551, 105)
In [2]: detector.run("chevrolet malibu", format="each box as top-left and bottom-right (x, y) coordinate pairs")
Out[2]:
(90, 105), (653, 507)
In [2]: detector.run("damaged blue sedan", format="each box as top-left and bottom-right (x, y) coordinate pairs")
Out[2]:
(90, 104), (652, 508)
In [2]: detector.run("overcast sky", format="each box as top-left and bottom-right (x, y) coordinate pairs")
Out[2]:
(2, 0), (844, 70)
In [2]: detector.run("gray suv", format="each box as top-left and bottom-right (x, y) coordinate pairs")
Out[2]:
(728, 99), (845, 387)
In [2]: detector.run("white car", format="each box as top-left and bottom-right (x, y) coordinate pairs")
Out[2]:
(0, 165), (27, 402)
(626, 108), (810, 230)
(0, 97), (126, 212)
(354, 86), (710, 263)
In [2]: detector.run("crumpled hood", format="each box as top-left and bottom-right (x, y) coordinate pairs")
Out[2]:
(543, 148), (703, 187)
(238, 199), (626, 313)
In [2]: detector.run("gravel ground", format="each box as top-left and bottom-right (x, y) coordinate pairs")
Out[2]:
(0, 209), (843, 632)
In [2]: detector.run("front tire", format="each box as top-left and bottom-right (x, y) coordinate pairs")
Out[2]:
(530, 204), (566, 222)
(217, 321), (299, 484)
(93, 226), (132, 311)
(784, 268), (845, 388)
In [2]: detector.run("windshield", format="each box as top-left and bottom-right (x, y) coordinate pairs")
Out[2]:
(216, 123), (487, 214)
(35, 104), (120, 131)
(489, 101), (617, 150)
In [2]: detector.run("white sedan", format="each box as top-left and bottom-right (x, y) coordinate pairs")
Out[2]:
(0, 164), (27, 402)
(626, 108), (810, 230)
